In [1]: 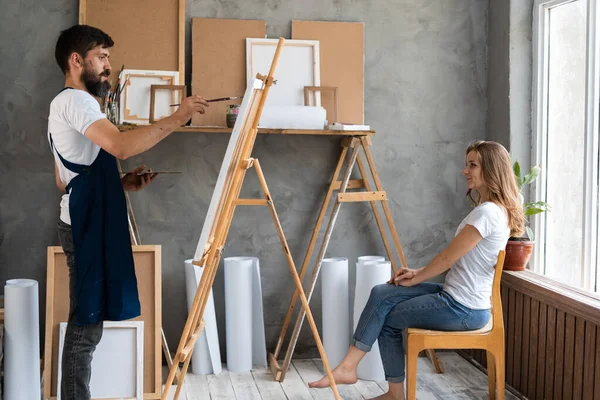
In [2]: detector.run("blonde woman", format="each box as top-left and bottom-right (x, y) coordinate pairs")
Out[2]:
(309, 141), (525, 400)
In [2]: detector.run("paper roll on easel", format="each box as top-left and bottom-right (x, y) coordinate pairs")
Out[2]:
(184, 259), (222, 375)
(354, 258), (391, 381)
(321, 257), (350, 369)
(224, 257), (267, 372)
(4, 279), (41, 400)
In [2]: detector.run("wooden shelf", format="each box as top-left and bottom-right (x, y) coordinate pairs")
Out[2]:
(118, 125), (375, 136)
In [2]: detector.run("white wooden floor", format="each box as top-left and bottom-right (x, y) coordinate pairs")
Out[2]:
(163, 352), (520, 400)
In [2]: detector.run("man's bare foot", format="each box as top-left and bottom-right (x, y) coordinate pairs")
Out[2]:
(308, 364), (358, 388)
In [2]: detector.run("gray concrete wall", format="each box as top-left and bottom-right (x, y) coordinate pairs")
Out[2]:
(487, 0), (533, 170)
(0, 0), (488, 358)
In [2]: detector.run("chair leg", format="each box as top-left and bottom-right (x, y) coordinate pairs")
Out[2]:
(406, 345), (420, 400)
(486, 351), (496, 400)
(493, 349), (505, 400)
(426, 349), (444, 374)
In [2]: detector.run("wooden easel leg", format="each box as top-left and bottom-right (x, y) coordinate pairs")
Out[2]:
(162, 254), (218, 399)
(253, 159), (341, 400)
(272, 143), (350, 360)
(277, 141), (361, 382)
(355, 153), (398, 271)
(117, 159), (178, 385)
(359, 137), (409, 270)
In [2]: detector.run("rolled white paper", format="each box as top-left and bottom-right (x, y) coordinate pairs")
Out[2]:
(321, 257), (350, 369)
(184, 259), (222, 375)
(4, 279), (41, 400)
(258, 106), (326, 129)
(248, 257), (267, 368)
(224, 257), (254, 372)
(354, 258), (391, 381)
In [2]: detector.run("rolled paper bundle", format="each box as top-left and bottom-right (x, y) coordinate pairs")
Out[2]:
(354, 259), (391, 381)
(4, 279), (41, 400)
(321, 257), (350, 369)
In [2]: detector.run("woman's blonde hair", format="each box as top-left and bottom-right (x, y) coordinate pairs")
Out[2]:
(466, 140), (525, 237)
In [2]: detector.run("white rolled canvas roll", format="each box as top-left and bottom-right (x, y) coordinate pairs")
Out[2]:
(354, 258), (391, 381)
(184, 259), (222, 375)
(321, 257), (350, 369)
(224, 257), (254, 372)
(4, 279), (40, 400)
(258, 106), (326, 129)
(248, 257), (267, 368)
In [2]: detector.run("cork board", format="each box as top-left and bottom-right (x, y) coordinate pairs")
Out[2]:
(43, 246), (162, 400)
(191, 18), (266, 127)
(292, 20), (364, 124)
(79, 0), (185, 84)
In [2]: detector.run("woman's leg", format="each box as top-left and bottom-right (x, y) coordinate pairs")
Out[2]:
(376, 291), (490, 399)
(309, 282), (443, 388)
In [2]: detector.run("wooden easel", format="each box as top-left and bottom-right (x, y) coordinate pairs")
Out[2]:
(115, 160), (180, 386)
(161, 38), (341, 400)
(269, 135), (444, 381)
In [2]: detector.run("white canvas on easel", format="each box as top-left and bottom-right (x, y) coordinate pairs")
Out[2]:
(246, 38), (320, 107)
(194, 77), (264, 261)
(57, 321), (144, 400)
(119, 69), (180, 124)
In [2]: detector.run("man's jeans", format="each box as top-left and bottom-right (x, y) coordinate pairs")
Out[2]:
(57, 219), (103, 400)
(353, 282), (490, 382)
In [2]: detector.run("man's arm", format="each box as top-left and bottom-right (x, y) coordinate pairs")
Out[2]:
(85, 95), (208, 160)
(55, 163), (66, 193)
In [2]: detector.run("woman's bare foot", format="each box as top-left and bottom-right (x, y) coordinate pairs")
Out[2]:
(369, 392), (404, 400)
(308, 364), (358, 388)
(369, 392), (396, 400)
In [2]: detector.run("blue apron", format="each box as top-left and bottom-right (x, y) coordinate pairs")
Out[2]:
(50, 89), (141, 325)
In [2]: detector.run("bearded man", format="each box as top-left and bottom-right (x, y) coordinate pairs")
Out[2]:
(48, 25), (208, 400)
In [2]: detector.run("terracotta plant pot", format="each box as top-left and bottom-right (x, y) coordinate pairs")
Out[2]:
(504, 240), (534, 271)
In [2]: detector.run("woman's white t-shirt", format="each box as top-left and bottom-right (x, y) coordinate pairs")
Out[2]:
(47, 88), (106, 225)
(443, 202), (510, 310)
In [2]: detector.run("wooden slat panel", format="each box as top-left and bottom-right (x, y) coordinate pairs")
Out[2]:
(563, 314), (576, 398)
(573, 318), (586, 399)
(595, 328), (600, 400)
(520, 295), (531, 393)
(502, 285), (509, 375)
(528, 298), (540, 398)
(583, 323), (596, 400)
(553, 310), (566, 400)
(545, 306), (556, 400)
(507, 288), (516, 385)
(513, 291), (523, 390)
(536, 302), (547, 399)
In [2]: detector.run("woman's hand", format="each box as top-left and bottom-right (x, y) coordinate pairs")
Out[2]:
(387, 268), (418, 286)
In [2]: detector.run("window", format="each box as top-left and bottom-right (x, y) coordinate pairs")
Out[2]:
(532, 0), (600, 293)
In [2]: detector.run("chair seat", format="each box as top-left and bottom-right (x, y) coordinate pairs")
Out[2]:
(408, 317), (493, 335)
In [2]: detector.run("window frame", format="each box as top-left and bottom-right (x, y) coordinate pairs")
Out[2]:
(531, 0), (600, 291)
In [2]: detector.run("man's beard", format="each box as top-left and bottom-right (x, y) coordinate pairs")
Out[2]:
(81, 67), (111, 98)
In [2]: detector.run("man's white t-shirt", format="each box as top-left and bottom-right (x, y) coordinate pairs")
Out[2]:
(443, 202), (510, 310)
(48, 88), (106, 225)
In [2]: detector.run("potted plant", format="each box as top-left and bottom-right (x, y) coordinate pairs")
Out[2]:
(504, 162), (551, 271)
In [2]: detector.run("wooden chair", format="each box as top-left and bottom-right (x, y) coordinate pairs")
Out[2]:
(405, 250), (506, 400)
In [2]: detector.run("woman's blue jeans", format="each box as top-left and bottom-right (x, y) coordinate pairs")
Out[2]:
(352, 282), (490, 383)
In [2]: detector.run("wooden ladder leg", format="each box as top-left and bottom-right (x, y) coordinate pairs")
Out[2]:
(277, 140), (361, 382)
(253, 159), (341, 400)
(272, 143), (350, 361)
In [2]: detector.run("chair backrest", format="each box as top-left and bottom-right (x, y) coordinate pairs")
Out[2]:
(490, 250), (506, 332)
